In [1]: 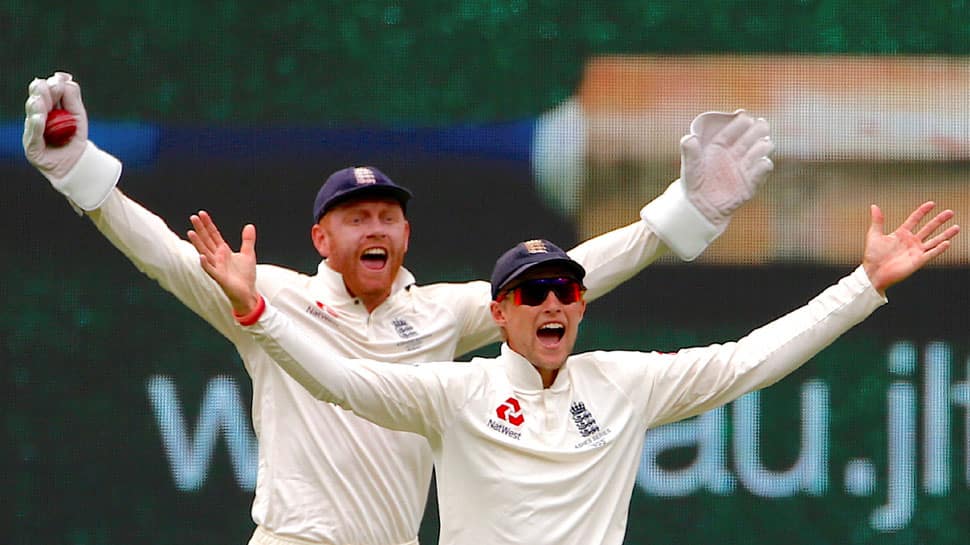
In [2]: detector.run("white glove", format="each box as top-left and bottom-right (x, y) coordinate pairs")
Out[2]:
(680, 109), (775, 228)
(23, 72), (89, 180)
(23, 72), (121, 211)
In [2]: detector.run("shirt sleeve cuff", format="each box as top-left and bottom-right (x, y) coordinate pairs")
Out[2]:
(233, 295), (267, 326)
(849, 264), (889, 304)
(639, 179), (723, 261)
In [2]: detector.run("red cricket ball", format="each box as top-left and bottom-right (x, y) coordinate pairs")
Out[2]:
(44, 108), (78, 147)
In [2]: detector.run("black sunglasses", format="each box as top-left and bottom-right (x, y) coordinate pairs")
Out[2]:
(498, 277), (585, 306)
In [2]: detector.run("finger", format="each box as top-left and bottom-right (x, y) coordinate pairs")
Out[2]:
(59, 78), (86, 118)
(690, 111), (737, 136)
(240, 224), (257, 259)
(189, 214), (221, 255)
(679, 132), (700, 155)
(198, 210), (228, 248)
(922, 240), (952, 263)
(197, 254), (219, 278)
(899, 201), (936, 233)
(741, 136), (775, 168)
(709, 114), (755, 148)
(914, 209), (955, 240)
(733, 118), (771, 155)
(679, 134), (703, 188)
(186, 229), (212, 259)
(869, 204), (886, 238)
(745, 157), (775, 188)
(23, 111), (47, 152)
(45, 72), (72, 107)
(26, 78), (53, 114)
(922, 224), (961, 251)
(23, 79), (54, 153)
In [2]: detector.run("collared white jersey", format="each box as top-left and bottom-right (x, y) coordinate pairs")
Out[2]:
(86, 188), (669, 545)
(246, 266), (886, 545)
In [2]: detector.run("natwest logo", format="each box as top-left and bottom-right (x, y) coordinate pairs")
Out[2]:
(306, 300), (339, 322)
(315, 301), (339, 317)
(495, 397), (524, 426)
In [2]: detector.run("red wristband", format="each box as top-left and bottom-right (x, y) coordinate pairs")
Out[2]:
(233, 295), (266, 326)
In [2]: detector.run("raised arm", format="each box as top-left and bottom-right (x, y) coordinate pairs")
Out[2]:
(23, 72), (121, 211)
(571, 110), (774, 301)
(638, 201), (959, 427)
(187, 211), (462, 438)
(22, 72), (256, 340)
(445, 111), (776, 355)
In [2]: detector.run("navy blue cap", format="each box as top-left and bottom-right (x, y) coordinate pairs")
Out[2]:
(490, 239), (586, 300)
(313, 166), (413, 223)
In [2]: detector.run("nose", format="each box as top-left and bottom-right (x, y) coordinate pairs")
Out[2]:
(364, 218), (388, 237)
(539, 290), (562, 310)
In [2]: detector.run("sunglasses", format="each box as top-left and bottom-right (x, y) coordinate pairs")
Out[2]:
(498, 277), (585, 306)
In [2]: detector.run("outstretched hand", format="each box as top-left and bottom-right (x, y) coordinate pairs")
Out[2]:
(862, 202), (960, 295)
(680, 110), (775, 227)
(187, 211), (260, 314)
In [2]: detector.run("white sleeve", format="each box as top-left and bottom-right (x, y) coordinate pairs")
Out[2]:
(423, 184), (721, 355)
(565, 216), (666, 303)
(247, 302), (467, 440)
(634, 266), (887, 427)
(421, 280), (502, 358)
(86, 188), (242, 340)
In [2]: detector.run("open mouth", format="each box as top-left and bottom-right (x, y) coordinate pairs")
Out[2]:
(536, 322), (565, 346)
(361, 248), (388, 270)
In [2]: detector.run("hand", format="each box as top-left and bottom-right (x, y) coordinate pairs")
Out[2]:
(680, 110), (775, 227)
(187, 211), (261, 314)
(863, 202), (960, 295)
(23, 72), (90, 181)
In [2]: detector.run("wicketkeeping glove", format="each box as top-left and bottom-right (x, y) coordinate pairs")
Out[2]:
(680, 110), (775, 228)
(23, 72), (121, 211)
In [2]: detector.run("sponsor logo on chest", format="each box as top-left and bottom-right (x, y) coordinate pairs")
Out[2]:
(487, 397), (524, 440)
(482, 397), (613, 447)
(305, 300), (340, 322)
(302, 302), (422, 345)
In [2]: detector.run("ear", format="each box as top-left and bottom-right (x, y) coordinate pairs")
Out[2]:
(311, 222), (330, 258)
(490, 300), (507, 328)
(403, 219), (411, 253)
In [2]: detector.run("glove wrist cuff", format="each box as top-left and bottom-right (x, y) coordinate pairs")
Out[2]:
(50, 141), (122, 211)
(640, 179), (724, 261)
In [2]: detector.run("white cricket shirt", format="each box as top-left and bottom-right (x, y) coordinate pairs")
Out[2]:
(244, 266), (886, 545)
(85, 185), (689, 545)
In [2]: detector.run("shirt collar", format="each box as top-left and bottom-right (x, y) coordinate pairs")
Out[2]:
(311, 259), (417, 304)
(500, 343), (570, 392)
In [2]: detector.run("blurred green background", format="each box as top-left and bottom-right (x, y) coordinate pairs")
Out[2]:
(5, 1), (970, 124)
